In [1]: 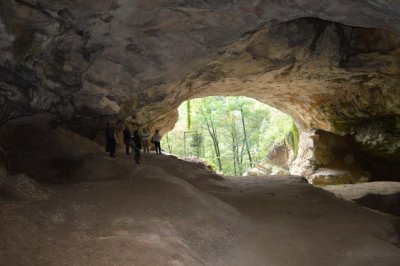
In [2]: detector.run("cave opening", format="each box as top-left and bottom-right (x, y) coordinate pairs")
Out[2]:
(162, 96), (298, 176)
(1, 1), (400, 264)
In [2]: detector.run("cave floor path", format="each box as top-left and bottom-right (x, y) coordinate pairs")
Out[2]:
(1, 153), (399, 266)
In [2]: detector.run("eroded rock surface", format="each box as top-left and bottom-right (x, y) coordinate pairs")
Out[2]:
(0, 1), (399, 128)
(0, 1), (400, 180)
(0, 114), (104, 183)
(1, 154), (400, 265)
(291, 130), (375, 184)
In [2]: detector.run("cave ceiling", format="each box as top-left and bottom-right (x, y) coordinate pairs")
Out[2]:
(0, 0), (399, 147)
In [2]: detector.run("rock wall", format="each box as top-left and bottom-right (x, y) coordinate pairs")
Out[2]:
(188, 19), (400, 134)
(0, 114), (103, 183)
(0, 143), (11, 187)
(291, 130), (371, 184)
(0, 1), (400, 181)
(267, 144), (290, 169)
(0, 1), (399, 129)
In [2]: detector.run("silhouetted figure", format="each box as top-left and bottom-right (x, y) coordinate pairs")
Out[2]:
(152, 130), (162, 155)
(141, 128), (150, 153)
(0, 145), (10, 170)
(132, 130), (142, 164)
(123, 125), (131, 155)
(105, 122), (111, 152)
(105, 122), (117, 157)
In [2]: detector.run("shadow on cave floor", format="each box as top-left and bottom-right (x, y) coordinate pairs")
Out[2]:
(353, 193), (400, 217)
(352, 193), (400, 248)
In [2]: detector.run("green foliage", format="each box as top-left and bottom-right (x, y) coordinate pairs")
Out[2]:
(257, 108), (294, 161)
(285, 122), (300, 156)
(161, 96), (296, 176)
(186, 100), (191, 131)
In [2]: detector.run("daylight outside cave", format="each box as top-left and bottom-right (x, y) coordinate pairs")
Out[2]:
(162, 96), (298, 176)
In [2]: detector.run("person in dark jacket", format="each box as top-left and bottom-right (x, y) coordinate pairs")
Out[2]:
(123, 125), (131, 155)
(152, 130), (162, 155)
(132, 130), (142, 164)
(105, 122), (111, 153)
(105, 122), (117, 157)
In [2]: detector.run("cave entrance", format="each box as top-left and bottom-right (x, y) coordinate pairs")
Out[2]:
(161, 96), (299, 176)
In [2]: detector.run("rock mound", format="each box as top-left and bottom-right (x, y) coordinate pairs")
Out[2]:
(0, 173), (50, 200)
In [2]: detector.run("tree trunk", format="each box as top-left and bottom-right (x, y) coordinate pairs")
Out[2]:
(229, 114), (243, 176)
(232, 146), (237, 176)
(165, 134), (173, 153)
(187, 100), (191, 131)
(240, 107), (253, 168)
(204, 116), (223, 171)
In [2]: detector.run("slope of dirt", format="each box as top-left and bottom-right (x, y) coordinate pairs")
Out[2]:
(1, 153), (400, 266)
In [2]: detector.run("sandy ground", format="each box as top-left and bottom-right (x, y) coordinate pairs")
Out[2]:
(1, 153), (400, 266)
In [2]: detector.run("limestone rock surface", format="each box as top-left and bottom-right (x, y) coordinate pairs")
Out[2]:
(0, 1), (399, 129)
(1, 0), (400, 180)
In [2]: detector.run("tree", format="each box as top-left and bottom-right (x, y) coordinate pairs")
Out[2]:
(198, 98), (223, 172)
(238, 101), (253, 168)
(227, 111), (240, 175)
(162, 96), (296, 176)
(165, 133), (173, 153)
(186, 100), (191, 131)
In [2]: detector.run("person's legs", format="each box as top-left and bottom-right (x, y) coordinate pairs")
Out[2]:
(142, 140), (148, 153)
(155, 142), (161, 155)
(135, 148), (140, 163)
(106, 140), (110, 153)
(110, 139), (116, 157)
(125, 144), (130, 154)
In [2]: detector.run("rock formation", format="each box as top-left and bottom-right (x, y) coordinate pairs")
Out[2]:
(0, 0), (400, 181)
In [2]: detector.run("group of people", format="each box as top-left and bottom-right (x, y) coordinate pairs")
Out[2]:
(105, 122), (162, 164)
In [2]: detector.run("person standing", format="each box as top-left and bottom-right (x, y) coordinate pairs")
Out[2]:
(123, 125), (131, 155)
(141, 128), (150, 153)
(105, 122), (117, 157)
(132, 130), (142, 164)
(152, 130), (162, 155)
(105, 122), (112, 153)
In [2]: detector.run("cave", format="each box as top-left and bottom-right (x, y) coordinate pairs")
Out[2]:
(1, 1), (400, 265)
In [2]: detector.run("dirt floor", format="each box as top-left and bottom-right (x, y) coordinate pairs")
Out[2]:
(1, 153), (400, 266)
